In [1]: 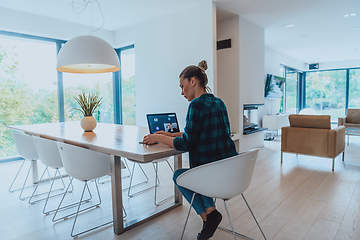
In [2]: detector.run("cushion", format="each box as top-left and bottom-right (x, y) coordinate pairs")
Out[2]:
(289, 114), (331, 129)
(346, 109), (360, 124)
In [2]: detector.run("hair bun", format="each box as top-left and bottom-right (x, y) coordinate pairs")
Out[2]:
(198, 60), (208, 71)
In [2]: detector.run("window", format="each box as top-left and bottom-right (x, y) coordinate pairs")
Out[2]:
(305, 70), (346, 121)
(63, 73), (114, 123)
(285, 67), (298, 114)
(0, 35), (58, 158)
(349, 69), (360, 108)
(0, 31), (135, 160)
(120, 47), (136, 125)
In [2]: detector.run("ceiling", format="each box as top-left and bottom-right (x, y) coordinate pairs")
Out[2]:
(216, 0), (360, 63)
(0, 0), (197, 31)
(1, 0), (360, 63)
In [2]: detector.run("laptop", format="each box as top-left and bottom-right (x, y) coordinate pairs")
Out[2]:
(146, 113), (180, 134)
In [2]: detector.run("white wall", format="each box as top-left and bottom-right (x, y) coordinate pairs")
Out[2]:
(238, 16), (265, 152)
(216, 11), (265, 152)
(216, 16), (240, 133)
(114, 0), (214, 128)
(0, 7), (114, 43)
(265, 47), (306, 75)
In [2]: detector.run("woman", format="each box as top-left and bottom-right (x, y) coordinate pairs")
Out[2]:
(143, 60), (237, 240)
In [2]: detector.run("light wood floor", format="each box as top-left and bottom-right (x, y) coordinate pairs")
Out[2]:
(2, 137), (360, 240)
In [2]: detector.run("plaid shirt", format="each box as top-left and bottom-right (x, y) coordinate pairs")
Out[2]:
(173, 94), (237, 168)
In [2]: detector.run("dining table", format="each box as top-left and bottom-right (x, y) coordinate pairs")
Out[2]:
(9, 121), (185, 235)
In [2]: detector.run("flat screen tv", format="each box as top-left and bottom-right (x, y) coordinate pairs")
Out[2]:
(264, 74), (285, 98)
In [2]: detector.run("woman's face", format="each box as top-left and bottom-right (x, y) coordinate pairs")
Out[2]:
(179, 77), (196, 101)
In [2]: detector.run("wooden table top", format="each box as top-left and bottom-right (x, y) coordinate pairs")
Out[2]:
(9, 121), (184, 162)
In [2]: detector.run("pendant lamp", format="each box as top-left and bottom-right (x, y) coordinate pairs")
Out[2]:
(57, 35), (120, 73)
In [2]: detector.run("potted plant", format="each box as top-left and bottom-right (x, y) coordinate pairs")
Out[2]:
(74, 92), (102, 132)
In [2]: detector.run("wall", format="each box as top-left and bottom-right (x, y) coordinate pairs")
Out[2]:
(216, 15), (240, 133)
(265, 47), (306, 75)
(216, 10), (265, 152)
(114, 0), (214, 128)
(0, 7), (114, 43)
(238, 16), (265, 152)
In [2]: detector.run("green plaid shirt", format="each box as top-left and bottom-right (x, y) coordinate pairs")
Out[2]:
(173, 94), (237, 168)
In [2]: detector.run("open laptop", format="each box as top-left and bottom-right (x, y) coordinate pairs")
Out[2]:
(146, 113), (180, 134)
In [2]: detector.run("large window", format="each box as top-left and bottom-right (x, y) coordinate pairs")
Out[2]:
(63, 73), (114, 123)
(0, 35), (58, 158)
(285, 67), (298, 114)
(0, 31), (136, 160)
(349, 69), (360, 108)
(120, 47), (136, 125)
(305, 70), (346, 121)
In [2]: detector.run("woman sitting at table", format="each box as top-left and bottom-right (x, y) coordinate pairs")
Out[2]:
(143, 60), (237, 240)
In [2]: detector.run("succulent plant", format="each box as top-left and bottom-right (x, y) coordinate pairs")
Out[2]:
(74, 92), (102, 117)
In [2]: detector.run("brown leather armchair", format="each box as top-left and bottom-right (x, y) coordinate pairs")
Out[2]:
(338, 108), (360, 145)
(281, 114), (345, 172)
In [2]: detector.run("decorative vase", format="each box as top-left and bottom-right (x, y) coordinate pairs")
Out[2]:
(81, 116), (97, 132)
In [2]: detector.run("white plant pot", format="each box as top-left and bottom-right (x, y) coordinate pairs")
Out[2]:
(81, 116), (97, 132)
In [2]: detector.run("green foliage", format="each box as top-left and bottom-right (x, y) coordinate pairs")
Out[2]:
(306, 70), (347, 120)
(73, 92), (102, 117)
(122, 75), (136, 125)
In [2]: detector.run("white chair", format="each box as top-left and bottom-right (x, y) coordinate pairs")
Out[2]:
(9, 131), (39, 200)
(127, 158), (174, 206)
(30, 136), (82, 214)
(55, 142), (125, 238)
(177, 149), (266, 240)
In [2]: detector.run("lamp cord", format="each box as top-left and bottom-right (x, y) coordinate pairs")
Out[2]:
(71, 0), (104, 32)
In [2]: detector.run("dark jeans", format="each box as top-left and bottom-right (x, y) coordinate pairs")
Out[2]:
(173, 168), (215, 215)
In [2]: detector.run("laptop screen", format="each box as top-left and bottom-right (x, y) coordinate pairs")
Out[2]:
(146, 113), (180, 134)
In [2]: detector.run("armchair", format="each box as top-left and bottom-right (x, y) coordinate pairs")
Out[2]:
(282, 114), (345, 171)
(338, 108), (360, 145)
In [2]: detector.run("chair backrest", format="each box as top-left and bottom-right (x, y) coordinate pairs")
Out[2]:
(57, 142), (111, 181)
(346, 108), (360, 124)
(289, 114), (331, 129)
(32, 136), (63, 169)
(176, 149), (260, 200)
(11, 131), (38, 161)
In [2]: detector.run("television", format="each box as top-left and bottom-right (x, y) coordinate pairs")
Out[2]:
(264, 74), (285, 98)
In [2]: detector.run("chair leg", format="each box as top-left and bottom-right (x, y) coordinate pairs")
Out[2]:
(347, 135), (350, 146)
(223, 200), (237, 240)
(180, 193), (196, 240)
(127, 162), (153, 198)
(70, 180), (112, 238)
(241, 194), (267, 240)
(342, 151), (345, 162)
(19, 160), (33, 201)
(29, 168), (68, 205)
(332, 158), (335, 172)
(154, 160), (175, 206)
(154, 162), (159, 206)
(8, 159), (26, 192)
(29, 167), (49, 204)
(52, 178), (94, 222)
(281, 152), (283, 164)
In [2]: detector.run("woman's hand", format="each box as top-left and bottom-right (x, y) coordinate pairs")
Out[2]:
(155, 130), (172, 136)
(143, 134), (160, 145)
(142, 133), (175, 148)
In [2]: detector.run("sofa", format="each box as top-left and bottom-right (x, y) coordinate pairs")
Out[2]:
(281, 114), (345, 171)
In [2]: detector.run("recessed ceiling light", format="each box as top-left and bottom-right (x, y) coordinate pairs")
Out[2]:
(285, 24), (295, 28)
(344, 12), (357, 18)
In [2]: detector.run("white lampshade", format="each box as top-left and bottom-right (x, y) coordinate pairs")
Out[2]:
(57, 35), (120, 73)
